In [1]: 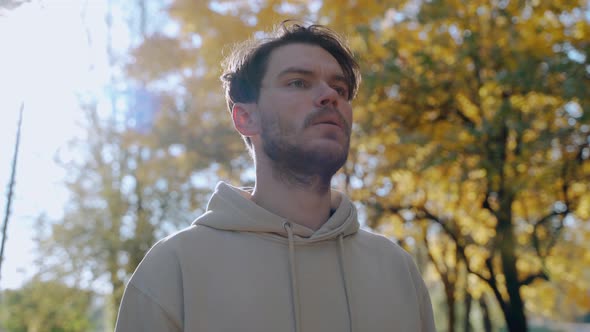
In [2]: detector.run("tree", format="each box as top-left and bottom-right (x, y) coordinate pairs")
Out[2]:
(38, 0), (251, 319)
(0, 102), (23, 286)
(0, 278), (94, 332)
(39, 93), (233, 311)
(317, 0), (590, 331)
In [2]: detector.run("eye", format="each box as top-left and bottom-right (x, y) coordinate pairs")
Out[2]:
(333, 85), (349, 98)
(287, 79), (309, 89)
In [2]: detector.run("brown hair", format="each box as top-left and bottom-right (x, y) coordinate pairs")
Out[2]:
(220, 20), (361, 149)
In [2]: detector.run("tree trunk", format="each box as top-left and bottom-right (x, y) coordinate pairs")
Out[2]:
(446, 287), (456, 332)
(463, 288), (472, 332)
(497, 195), (528, 332)
(479, 295), (492, 332)
(487, 105), (528, 332)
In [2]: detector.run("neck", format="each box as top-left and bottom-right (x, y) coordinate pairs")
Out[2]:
(251, 160), (334, 231)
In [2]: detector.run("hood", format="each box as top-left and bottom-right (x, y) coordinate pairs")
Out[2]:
(192, 182), (359, 242)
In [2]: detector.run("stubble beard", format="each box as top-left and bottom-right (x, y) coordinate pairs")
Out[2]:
(260, 110), (350, 192)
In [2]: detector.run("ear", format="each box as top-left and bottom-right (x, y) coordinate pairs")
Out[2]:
(232, 103), (260, 137)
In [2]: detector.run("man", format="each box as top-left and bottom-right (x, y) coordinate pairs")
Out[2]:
(115, 21), (436, 332)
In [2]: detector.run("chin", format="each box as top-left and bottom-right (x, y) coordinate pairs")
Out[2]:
(304, 145), (348, 172)
(308, 135), (349, 149)
(261, 134), (349, 177)
(310, 145), (347, 160)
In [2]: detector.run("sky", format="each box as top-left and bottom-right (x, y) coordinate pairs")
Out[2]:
(0, 0), (112, 290)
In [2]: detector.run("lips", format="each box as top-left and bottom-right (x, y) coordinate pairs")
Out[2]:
(306, 109), (348, 132)
(316, 118), (343, 128)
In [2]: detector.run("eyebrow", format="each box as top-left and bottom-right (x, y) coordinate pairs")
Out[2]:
(277, 66), (348, 86)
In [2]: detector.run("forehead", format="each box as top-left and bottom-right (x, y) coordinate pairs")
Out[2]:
(263, 43), (344, 80)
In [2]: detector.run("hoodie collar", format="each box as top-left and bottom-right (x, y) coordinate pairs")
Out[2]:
(193, 182), (359, 242)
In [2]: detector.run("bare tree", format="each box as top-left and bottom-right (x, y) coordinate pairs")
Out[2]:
(0, 102), (24, 285)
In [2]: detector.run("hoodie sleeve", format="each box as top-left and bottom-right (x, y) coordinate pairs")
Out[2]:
(115, 283), (182, 332)
(114, 239), (185, 332)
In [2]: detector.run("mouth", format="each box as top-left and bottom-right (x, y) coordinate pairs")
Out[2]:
(312, 115), (345, 130)
(317, 120), (341, 127)
(304, 108), (350, 135)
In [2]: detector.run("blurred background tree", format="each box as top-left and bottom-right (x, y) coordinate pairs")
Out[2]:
(320, 0), (590, 331)
(328, 1), (590, 331)
(0, 277), (96, 332)
(1, 0), (588, 331)
(33, 0), (250, 317)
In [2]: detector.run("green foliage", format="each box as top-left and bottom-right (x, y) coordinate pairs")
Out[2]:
(0, 279), (94, 332)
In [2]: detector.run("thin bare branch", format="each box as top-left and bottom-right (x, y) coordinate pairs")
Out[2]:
(0, 102), (24, 285)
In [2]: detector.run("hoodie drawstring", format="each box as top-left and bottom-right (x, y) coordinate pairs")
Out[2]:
(338, 234), (353, 332)
(283, 223), (353, 332)
(283, 222), (301, 332)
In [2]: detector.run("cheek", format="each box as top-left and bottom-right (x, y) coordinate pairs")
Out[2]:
(261, 107), (296, 136)
(278, 113), (302, 136)
(343, 104), (353, 128)
(275, 103), (308, 133)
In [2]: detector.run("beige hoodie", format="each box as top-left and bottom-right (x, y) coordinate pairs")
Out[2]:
(115, 182), (436, 332)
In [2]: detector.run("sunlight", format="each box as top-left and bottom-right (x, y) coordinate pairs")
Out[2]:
(0, 1), (108, 289)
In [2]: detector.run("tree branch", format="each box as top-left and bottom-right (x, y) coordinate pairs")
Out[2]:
(484, 256), (509, 314)
(519, 272), (549, 287)
(423, 229), (449, 281)
(531, 210), (567, 258)
(531, 163), (571, 260)
(0, 102), (24, 285)
(371, 201), (495, 285)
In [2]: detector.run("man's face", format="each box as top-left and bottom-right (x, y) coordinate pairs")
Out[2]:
(255, 43), (353, 179)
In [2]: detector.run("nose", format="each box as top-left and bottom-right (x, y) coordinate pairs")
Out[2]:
(314, 82), (339, 107)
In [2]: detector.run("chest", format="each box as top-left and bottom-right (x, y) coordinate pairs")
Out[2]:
(178, 235), (421, 331)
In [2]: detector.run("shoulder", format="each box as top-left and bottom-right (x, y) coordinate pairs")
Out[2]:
(130, 224), (210, 274)
(126, 224), (211, 299)
(353, 228), (425, 282)
(354, 228), (411, 259)
(353, 229), (435, 329)
(117, 225), (214, 331)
